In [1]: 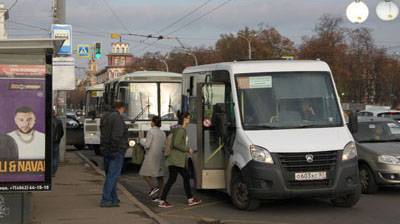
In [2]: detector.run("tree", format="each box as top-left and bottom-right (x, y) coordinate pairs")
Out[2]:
(216, 26), (297, 61)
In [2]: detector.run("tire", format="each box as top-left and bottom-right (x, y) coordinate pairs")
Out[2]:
(230, 172), (260, 211)
(359, 164), (378, 194)
(331, 187), (361, 208)
(74, 144), (85, 150)
(93, 146), (103, 156)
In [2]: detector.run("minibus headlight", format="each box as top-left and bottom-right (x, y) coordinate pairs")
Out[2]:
(342, 141), (357, 161)
(378, 155), (400, 165)
(128, 139), (136, 147)
(250, 145), (274, 164)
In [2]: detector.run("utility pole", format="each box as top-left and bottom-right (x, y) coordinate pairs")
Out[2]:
(53, 0), (66, 24)
(53, 0), (67, 162)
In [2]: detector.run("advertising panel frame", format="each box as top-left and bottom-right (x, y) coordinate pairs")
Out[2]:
(0, 39), (62, 192)
(0, 64), (52, 192)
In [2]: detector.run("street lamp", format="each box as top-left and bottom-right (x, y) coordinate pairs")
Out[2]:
(238, 35), (253, 60)
(346, 0), (399, 23)
(186, 52), (198, 66)
(160, 53), (169, 72)
(174, 37), (198, 66)
(346, 0), (369, 24)
(376, 0), (399, 21)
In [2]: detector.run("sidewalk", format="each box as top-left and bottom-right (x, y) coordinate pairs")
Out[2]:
(30, 152), (158, 224)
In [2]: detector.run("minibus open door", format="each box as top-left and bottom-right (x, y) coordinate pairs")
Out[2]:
(194, 82), (228, 189)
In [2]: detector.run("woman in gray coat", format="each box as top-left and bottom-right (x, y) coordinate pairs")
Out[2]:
(139, 116), (166, 198)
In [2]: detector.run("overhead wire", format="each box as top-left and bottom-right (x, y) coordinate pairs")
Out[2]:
(100, 0), (132, 34)
(7, 20), (50, 32)
(8, 0), (18, 11)
(166, 0), (233, 36)
(131, 0), (214, 51)
(7, 19), (176, 51)
(136, 0), (233, 54)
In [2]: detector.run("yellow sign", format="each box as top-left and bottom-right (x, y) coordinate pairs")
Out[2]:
(111, 33), (121, 39)
(282, 56), (294, 60)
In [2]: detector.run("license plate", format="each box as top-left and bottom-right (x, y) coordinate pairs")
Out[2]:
(295, 171), (327, 181)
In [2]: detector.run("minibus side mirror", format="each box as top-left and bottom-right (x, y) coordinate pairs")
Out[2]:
(348, 111), (358, 134)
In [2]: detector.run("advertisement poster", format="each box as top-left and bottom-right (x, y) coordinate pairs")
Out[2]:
(0, 64), (50, 191)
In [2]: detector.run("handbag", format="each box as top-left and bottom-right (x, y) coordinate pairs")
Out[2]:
(131, 144), (145, 165)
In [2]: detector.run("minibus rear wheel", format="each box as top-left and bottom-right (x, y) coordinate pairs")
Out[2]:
(230, 172), (260, 211)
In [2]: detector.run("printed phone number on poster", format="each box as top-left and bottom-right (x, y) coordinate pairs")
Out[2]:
(0, 185), (50, 191)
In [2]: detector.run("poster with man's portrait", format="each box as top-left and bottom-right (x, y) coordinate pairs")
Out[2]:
(0, 64), (50, 191)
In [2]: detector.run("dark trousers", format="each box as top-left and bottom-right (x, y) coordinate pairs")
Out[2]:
(160, 166), (193, 201)
(101, 151), (124, 204)
(52, 142), (60, 176)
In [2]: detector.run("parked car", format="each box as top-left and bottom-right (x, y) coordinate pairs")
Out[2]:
(357, 109), (400, 123)
(353, 116), (400, 194)
(66, 115), (85, 150)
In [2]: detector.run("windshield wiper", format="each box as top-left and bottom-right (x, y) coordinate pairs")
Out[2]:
(383, 139), (400, 142)
(358, 139), (395, 143)
(246, 125), (280, 130)
(131, 105), (150, 123)
(295, 124), (319, 128)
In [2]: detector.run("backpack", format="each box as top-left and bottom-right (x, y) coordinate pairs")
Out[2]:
(164, 133), (174, 156)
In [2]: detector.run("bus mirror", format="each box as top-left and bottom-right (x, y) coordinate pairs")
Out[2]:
(348, 111), (358, 134)
(88, 110), (96, 120)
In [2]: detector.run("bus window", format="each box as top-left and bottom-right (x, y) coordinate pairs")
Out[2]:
(128, 83), (158, 120)
(160, 83), (182, 120)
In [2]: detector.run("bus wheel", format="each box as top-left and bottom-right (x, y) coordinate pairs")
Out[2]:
(230, 172), (260, 211)
(94, 146), (103, 156)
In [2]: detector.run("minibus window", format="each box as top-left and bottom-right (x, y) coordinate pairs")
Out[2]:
(235, 72), (342, 130)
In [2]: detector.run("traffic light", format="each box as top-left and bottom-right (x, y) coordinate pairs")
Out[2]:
(95, 42), (101, 59)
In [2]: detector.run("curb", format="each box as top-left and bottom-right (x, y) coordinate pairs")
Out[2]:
(76, 152), (170, 224)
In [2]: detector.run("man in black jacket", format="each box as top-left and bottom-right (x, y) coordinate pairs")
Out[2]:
(100, 101), (128, 208)
(52, 110), (64, 176)
(100, 105), (112, 156)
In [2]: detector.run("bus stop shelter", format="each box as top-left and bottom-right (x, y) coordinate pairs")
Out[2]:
(0, 38), (63, 224)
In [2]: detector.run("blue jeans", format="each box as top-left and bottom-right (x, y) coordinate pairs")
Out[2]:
(52, 143), (60, 176)
(101, 151), (124, 204)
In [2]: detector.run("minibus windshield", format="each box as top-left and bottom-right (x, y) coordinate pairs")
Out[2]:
(235, 72), (343, 130)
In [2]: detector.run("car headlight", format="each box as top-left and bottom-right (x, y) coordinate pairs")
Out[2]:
(378, 155), (400, 165)
(342, 141), (357, 161)
(249, 145), (274, 164)
(128, 139), (136, 147)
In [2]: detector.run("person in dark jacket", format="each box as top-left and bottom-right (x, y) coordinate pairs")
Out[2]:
(100, 101), (128, 208)
(0, 134), (18, 160)
(100, 105), (112, 156)
(52, 109), (64, 176)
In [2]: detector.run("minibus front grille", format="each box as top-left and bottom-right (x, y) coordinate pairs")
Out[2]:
(277, 151), (339, 189)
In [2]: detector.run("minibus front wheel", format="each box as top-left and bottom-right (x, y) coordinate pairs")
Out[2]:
(330, 187), (361, 208)
(230, 172), (260, 211)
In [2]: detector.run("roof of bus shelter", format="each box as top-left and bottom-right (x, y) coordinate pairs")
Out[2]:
(0, 38), (64, 55)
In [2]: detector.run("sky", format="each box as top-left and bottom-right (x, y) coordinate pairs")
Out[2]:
(4, 0), (400, 75)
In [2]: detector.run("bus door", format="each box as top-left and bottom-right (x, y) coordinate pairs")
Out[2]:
(196, 82), (228, 189)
